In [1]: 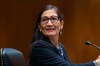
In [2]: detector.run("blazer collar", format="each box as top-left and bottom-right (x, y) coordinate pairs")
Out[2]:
(42, 38), (63, 57)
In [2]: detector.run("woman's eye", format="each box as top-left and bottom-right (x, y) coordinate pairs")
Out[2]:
(41, 18), (48, 22)
(53, 18), (57, 20)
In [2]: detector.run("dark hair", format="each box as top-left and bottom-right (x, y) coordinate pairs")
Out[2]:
(32, 5), (63, 43)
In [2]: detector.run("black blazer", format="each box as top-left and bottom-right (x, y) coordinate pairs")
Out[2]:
(29, 39), (95, 66)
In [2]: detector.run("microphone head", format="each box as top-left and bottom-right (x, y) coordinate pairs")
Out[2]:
(85, 41), (92, 45)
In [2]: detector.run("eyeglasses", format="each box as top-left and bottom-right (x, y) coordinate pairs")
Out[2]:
(40, 16), (59, 24)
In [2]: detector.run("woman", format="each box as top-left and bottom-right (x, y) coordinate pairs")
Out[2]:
(29, 5), (100, 66)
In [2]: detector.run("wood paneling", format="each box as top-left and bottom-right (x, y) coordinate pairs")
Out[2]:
(0, 0), (100, 64)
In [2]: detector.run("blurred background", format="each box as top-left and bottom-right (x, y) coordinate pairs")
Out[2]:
(0, 0), (100, 64)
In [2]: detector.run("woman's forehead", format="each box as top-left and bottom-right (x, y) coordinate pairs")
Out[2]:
(41, 9), (58, 17)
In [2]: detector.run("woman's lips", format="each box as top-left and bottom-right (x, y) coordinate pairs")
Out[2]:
(46, 28), (55, 32)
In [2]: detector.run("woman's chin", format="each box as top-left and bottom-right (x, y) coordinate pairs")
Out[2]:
(45, 33), (57, 37)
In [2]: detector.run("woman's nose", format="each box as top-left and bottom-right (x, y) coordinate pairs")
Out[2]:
(47, 20), (53, 25)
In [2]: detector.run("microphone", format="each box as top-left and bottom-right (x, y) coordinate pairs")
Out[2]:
(85, 41), (100, 50)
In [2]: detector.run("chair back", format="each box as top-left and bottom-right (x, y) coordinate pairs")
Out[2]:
(0, 48), (26, 66)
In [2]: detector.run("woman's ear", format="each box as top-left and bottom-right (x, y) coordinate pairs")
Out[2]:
(61, 20), (64, 30)
(38, 25), (42, 31)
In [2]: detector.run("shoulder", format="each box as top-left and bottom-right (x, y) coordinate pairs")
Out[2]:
(31, 40), (54, 48)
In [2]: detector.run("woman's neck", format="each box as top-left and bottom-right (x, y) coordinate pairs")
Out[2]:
(49, 35), (59, 48)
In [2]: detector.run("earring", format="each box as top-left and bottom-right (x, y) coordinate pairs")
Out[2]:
(60, 29), (62, 34)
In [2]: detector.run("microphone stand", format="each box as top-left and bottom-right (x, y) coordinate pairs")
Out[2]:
(92, 44), (100, 50)
(85, 41), (100, 50)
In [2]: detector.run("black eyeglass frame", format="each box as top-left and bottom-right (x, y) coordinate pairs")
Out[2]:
(40, 16), (60, 24)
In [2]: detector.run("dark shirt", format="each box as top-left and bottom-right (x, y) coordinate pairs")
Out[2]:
(29, 39), (95, 66)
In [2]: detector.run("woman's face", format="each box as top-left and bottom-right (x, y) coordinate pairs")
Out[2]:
(39, 9), (64, 37)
